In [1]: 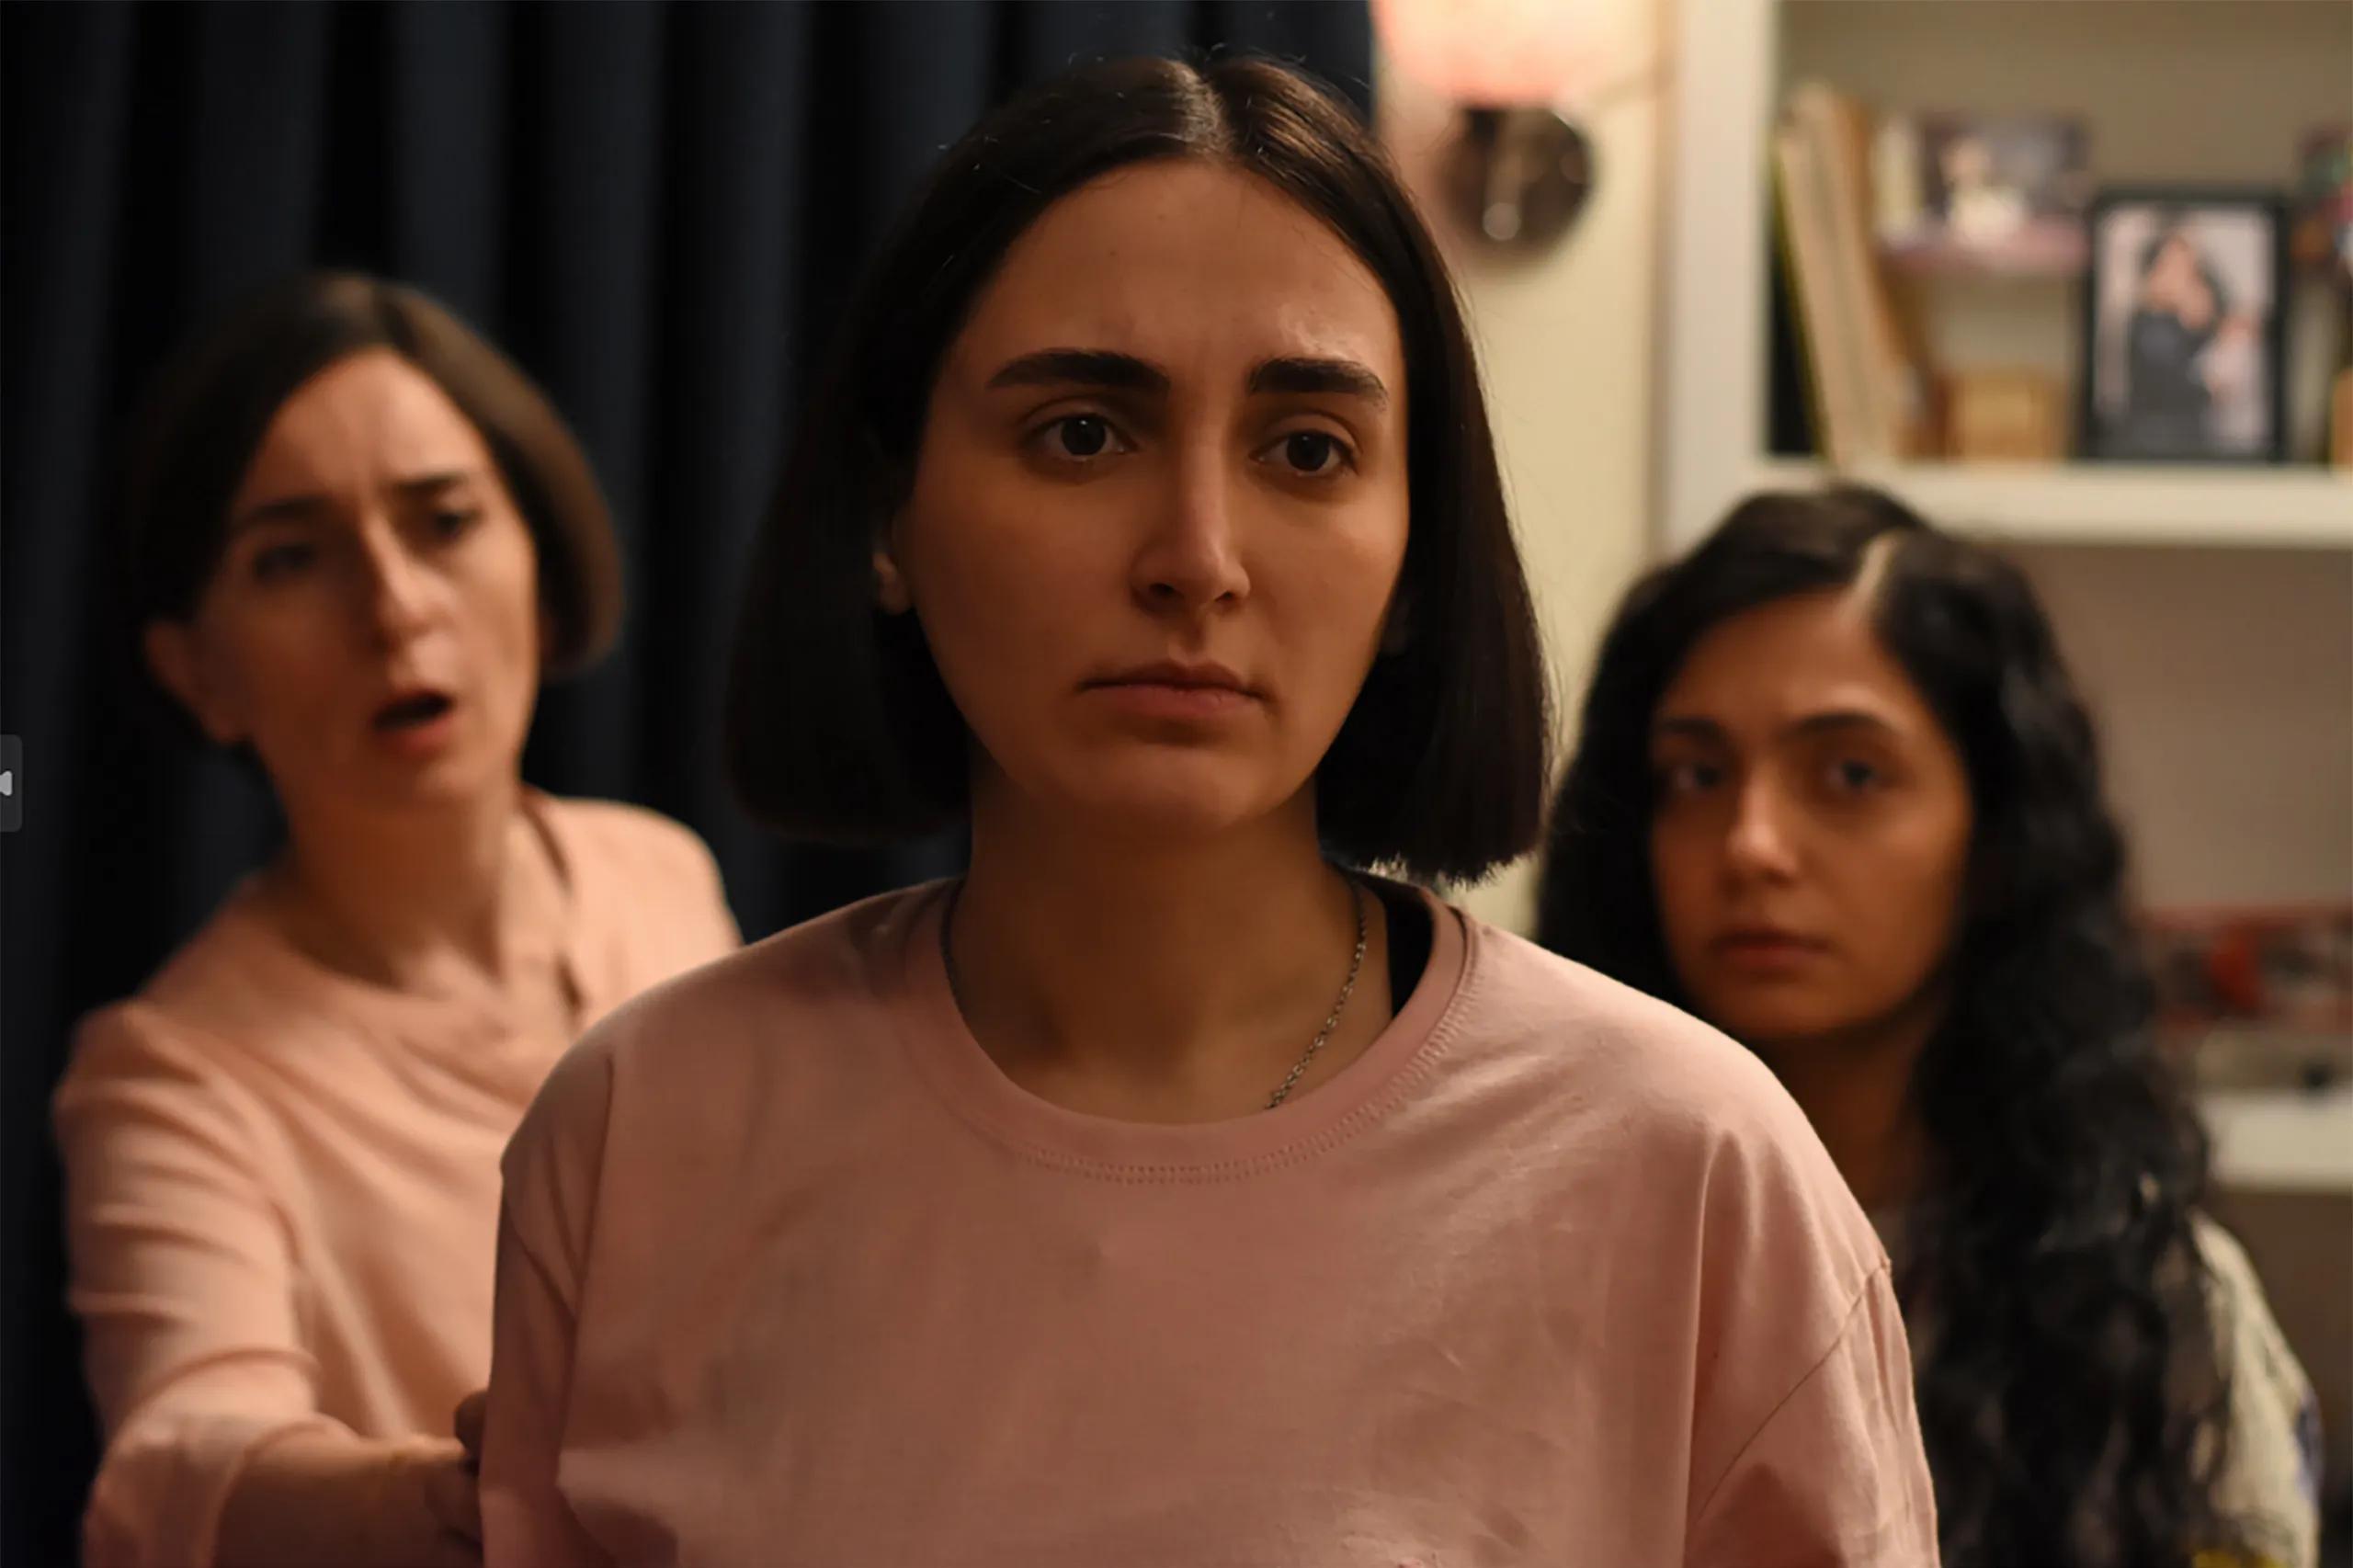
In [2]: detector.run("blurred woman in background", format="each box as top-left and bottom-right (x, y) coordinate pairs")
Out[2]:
(1539, 485), (2320, 1568)
(54, 274), (740, 1568)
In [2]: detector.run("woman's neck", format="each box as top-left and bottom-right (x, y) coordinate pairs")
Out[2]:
(267, 778), (554, 994)
(1755, 994), (1943, 1215)
(947, 788), (1387, 1121)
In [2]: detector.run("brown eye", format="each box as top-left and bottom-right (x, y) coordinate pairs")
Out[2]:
(251, 541), (315, 583)
(1655, 760), (1724, 799)
(1826, 757), (1883, 794)
(1284, 432), (1341, 473)
(1262, 429), (1354, 477)
(1056, 415), (1111, 458)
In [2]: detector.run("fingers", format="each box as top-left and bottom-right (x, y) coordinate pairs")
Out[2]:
(426, 1528), (487, 1568)
(420, 1451), (484, 1547)
(454, 1388), (488, 1471)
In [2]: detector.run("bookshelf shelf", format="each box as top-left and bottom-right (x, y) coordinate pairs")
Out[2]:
(1747, 459), (2353, 549)
(1879, 221), (2087, 280)
(2199, 1085), (2353, 1194)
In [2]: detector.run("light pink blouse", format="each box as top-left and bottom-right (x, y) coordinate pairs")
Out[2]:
(56, 794), (741, 1568)
(484, 882), (1938, 1565)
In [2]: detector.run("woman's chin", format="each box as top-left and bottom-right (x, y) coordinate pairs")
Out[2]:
(1699, 990), (1857, 1054)
(322, 744), (519, 818)
(1034, 762), (1307, 843)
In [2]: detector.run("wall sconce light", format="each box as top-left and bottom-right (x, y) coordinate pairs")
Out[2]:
(1371, 0), (1612, 254)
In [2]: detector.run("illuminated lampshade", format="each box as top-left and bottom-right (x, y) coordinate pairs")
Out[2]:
(1370, 0), (1612, 108)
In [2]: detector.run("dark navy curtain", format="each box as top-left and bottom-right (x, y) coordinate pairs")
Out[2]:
(0, 3), (1371, 1554)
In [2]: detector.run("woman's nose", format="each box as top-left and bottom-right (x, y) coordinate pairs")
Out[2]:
(1132, 446), (1250, 614)
(354, 527), (438, 646)
(1722, 781), (1802, 882)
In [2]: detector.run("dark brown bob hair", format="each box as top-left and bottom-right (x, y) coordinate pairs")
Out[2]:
(725, 54), (1550, 883)
(122, 271), (622, 713)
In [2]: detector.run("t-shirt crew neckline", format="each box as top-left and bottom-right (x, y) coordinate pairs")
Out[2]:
(214, 788), (592, 1040)
(884, 878), (1472, 1181)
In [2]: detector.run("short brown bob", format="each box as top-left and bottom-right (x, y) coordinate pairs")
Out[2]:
(121, 271), (622, 701)
(725, 55), (1551, 884)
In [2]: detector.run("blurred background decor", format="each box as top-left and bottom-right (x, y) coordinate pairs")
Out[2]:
(2082, 189), (2289, 464)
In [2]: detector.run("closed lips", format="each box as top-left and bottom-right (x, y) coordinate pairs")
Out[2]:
(1090, 661), (1256, 694)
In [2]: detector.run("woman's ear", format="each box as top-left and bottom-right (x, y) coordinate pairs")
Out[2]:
(873, 523), (913, 615)
(143, 619), (245, 745)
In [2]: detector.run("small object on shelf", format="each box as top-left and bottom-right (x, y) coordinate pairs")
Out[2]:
(1873, 111), (2092, 267)
(2289, 123), (2352, 284)
(2154, 899), (2353, 1054)
(1939, 368), (2066, 462)
(2080, 187), (2290, 463)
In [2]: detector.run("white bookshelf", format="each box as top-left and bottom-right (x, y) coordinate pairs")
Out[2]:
(1744, 460), (2352, 549)
(2200, 1085), (2353, 1195)
(1659, 0), (2353, 552)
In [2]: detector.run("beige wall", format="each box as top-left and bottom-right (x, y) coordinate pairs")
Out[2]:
(1376, 0), (1669, 932)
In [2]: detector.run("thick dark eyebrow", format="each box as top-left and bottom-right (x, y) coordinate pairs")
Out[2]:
(1246, 356), (1389, 408)
(228, 470), (479, 535)
(1651, 710), (1904, 746)
(1651, 715), (1726, 746)
(229, 495), (331, 533)
(985, 349), (1169, 396)
(983, 348), (1390, 410)
(1783, 710), (1904, 744)
(392, 470), (478, 503)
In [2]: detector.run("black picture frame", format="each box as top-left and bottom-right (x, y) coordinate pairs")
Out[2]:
(2079, 187), (2290, 463)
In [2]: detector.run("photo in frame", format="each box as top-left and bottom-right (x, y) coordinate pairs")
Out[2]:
(2081, 189), (2289, 462)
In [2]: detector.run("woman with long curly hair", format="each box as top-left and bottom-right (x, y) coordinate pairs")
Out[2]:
(1537, 485), (2321, 1567)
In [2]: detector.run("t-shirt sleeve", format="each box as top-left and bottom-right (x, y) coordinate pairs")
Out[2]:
(1664, 1037), (1941, 1566)
(602, 805), (741, 970)
(480, 1042), (620, 1568)
(1687, 1268), (1939, 1565)
(659, 815), (742, 960)
(53, 1005), (345, 1568)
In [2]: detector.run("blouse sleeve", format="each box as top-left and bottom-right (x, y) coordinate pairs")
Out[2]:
(53, 1005), (343, 1568)
(2194, 1215), (2322, 1568)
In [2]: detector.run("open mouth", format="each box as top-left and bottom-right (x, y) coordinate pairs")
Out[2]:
(374, 691), (455, 732)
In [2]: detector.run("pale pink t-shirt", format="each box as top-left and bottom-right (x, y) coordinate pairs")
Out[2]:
(483, 882), (1938, 1566)
(55, 794), (741, 1568)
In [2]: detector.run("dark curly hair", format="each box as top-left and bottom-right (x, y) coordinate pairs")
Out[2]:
(1537, 486), (2239, 1565)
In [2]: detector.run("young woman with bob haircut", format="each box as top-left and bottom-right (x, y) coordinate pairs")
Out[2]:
(481, 59), (1938, 1564)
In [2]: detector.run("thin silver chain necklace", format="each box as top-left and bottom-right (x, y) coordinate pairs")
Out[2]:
(1263, 885), (1369, 1109)
(940, 882), (1370, 1112)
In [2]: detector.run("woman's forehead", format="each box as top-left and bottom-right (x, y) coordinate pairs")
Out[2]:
(236, 351), (491, 498)
(1660, 593), (1940, 733)
(945, 162), (1404, 388)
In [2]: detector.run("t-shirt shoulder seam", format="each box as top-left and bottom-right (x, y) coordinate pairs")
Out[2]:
(1688, 1257), (1893, 1525)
